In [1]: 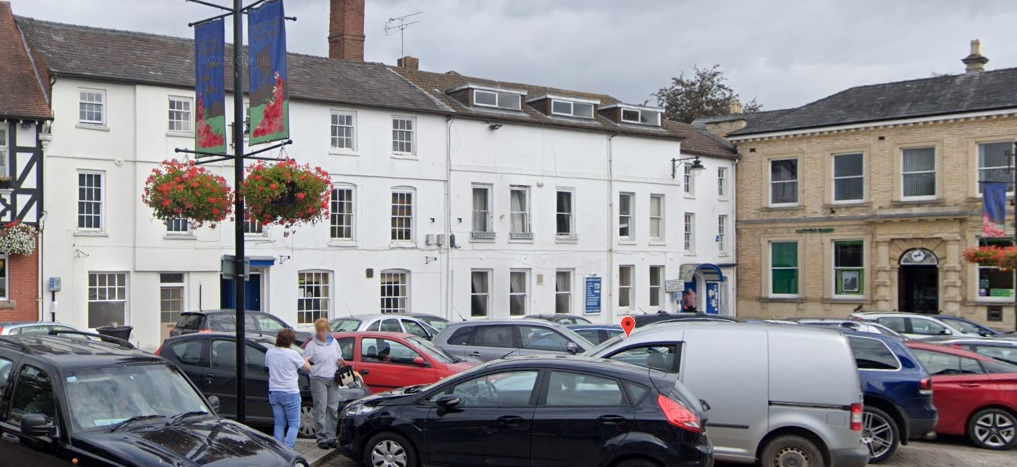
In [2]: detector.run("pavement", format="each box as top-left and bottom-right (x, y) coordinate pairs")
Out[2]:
(312, 437), (1016, 466)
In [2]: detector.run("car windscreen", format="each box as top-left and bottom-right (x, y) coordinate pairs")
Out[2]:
(408, 336), (456, 364)
(417, 316), (448, 331)
(175, 314), (204, 330)
(583, 333), (625, 356)
(330, 319), (362, 332)
(64, 363), (211, 432)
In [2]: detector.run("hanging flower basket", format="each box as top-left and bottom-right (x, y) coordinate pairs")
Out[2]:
(241, 158), (331, 230)
(142, 160), (233, 228)
(0, 220), (38, 255)
(962, 246), (1017, 271)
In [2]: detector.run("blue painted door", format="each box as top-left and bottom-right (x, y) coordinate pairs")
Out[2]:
(705, 282), (720, 314)
(220, 272), (262, 311)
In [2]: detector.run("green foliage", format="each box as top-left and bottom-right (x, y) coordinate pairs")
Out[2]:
(654, 64), (761, 123)
(142, 160), (233, 228)
(241, 159), (331, 232)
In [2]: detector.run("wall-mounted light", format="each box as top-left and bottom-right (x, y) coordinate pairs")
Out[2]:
(278, 255), (291, 264)
(425, 256), (438, 264)
(671, 156), (706, 179)
(487, 122), (503, 131)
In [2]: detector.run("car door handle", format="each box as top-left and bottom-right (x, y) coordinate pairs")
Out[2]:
(205, 373), (216, 379)
(598, 415), (626, 425)
(359, 369), (370, 376)
(497, 415), (524, 426)
(960, 383), (980, 388)
(468, 351), (482, 357)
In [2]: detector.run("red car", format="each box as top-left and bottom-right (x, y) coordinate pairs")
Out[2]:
(304, 331), (476, 393)
(906, 341), (1017, 450)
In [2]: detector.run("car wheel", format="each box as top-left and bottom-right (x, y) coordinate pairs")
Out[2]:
(862, 406), (899, 463)
(967, 407), (1017, 450)
(761, 435), (826, 467)
(298, 404), (316, 439)
(364, 432), (417, 467)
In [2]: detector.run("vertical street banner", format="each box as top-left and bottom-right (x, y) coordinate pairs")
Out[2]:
(194, 18), (226, 154)
(248, 0), (289, 145)
(585, 276), (601, 314)
(982, 182), (1007, 237)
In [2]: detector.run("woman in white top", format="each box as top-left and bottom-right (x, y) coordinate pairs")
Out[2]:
(264, 328), (310, 448)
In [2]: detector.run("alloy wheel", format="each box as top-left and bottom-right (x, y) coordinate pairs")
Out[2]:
(862, 410), (894, 459)
(771, 446), (810, 467)
(973, 411), (1016, 449)
(370, 439), (408, 467)
(298, 405), (316, 438)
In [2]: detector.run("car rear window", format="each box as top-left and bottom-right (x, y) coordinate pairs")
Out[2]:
(175, 314), (204, 330)
(623, 381), (650, 404)
(848, 337), (900, 370)
(446, 327), (474, 345)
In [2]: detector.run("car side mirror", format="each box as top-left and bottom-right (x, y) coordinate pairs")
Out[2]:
(436, 394), (462, 410)
(566, 342), (579, 354)
(20, 414), (55, 437)
(207, 395), (221, 413)
(941, 329), (952, 336)
(412, 356), (427, 367)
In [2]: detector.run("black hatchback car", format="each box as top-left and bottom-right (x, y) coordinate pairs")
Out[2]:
(171, 309), (312, 344)
(337, 356), (713, 467)
(0, 332), (308, 467)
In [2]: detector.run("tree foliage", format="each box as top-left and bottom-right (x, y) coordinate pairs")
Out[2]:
(654, 64), (761, 123)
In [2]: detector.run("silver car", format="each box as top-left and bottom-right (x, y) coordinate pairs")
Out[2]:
(326, 314), (440, 340)
(0, 321), (78, 335)
(433, 319), (594, 362)
(586, 322), (868, 467)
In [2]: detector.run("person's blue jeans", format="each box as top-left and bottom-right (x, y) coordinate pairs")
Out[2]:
(269, 391), (302, 448)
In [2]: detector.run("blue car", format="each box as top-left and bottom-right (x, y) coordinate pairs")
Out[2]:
(842, 330), (937, 463)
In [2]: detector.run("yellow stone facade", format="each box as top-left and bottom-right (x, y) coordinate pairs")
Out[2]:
(724, 113), (1017, 328)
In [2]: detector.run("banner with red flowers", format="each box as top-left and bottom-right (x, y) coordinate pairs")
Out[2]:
(194, 18), (226, 154)
(247, 0), (289, 145)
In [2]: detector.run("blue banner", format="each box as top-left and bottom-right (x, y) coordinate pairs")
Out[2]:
(983, 182), (1007, 237)
(248, 0), (289, 145)
(705, 282), (720, 314)
(584, 277), (601, 314)
(194, 18), (226, 154)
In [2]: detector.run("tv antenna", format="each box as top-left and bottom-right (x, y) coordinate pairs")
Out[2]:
(384, 11), (423, 58)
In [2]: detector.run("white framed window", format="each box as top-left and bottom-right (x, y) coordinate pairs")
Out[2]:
(620, 108), (661, 126)
(556, 188), (575, 238)
(391, 188), (414, 241)
(770, 241), (799, 297)
(649, 194), (664, 241)
(380, 270), (409, 313)
(472, 184), (493, 238)
(168, 97), (193, 133)
(718, 167), (728, 198)
(509, 269), (529, 316)
(471, 269), (491, 317)
(901, 147), (936, 200)
(718, 215), (729, 255)
(159, 273), (185, 326)
(555, 270), (572, 314)
(88, 272), (127, 328)
(978, 142), (1014, 193)
(0, 127), (8, 178)
(331, 185), (355, 240)
(330, 111), (356, 151)
(0, 254), (8, 300)
(298, 271), (331, 324)
(978, 237), (1014, 299)
(550, 99), (594, 119)
(618, 265), (634, 308)
(770, 158), (799, 206)
(165, 217), (189, 235)
(683, 213), (695, 254)
(833, 240), (864, 297)
(473, 89), (522, 111)
(833, 153), (864, 202)
(618, 192), (634, 240)
(649, 265), (664, 308)
(79, 89), (106, 125)
(392, 117), (415, 155)
(510, 185), (532, 239)
(244, 218), (264, 235)
(77, 171), (104, 231)
(683, 165), (695, 196)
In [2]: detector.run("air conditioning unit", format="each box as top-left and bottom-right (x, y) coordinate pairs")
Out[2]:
(424, 234), (436, 245)
(436, 234), (446, 246)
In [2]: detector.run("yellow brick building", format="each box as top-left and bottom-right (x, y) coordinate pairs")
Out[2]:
(701, 42), (1017, 329)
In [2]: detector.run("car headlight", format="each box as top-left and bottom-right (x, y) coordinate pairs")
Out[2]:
(341, 403), (380, 417)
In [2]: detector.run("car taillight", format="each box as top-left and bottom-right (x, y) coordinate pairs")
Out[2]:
(850, 403), (863, 431)
(0, 327), (4, 334)
(198, 328), (213, 333)
(153, 346), (162, 355)
(919, 378), (933, 395)
(657, 394), (701, 433)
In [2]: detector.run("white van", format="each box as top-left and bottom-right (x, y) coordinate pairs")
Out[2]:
(587, 322), (869, 467)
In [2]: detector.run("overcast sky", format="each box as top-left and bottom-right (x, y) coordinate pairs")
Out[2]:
(9, 0), (1017, 109)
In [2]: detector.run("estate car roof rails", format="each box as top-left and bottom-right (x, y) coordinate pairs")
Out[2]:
(47, 329), (136, 350)
(0, 336), (31, 352)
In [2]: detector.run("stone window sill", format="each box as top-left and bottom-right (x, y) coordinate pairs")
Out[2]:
(0, 300), (15, 309)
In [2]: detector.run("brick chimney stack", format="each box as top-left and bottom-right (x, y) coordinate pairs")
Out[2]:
(397, 56), (419, 70)
(329, 0), (365, 61)
(728, 99), (743, 115)
(962, 39), (988, 73)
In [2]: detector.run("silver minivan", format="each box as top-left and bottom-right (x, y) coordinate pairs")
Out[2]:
(587, 322), (868, 467)
(434, 319), (593, 362)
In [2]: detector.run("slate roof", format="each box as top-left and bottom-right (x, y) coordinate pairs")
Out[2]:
(392, 67), (736, 158)
(14, 17), (450, 115)
(728, 68), (1017, 136)
(0, 3), (49, 120)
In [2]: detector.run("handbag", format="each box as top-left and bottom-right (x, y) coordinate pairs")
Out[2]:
(334, 363), (355, 387)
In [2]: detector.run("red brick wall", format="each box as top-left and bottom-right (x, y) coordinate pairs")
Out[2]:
(1, 244), (39, 322)
(328, 0), (365, 61)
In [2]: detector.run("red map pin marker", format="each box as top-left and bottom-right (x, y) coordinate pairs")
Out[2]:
(620, 316), (635, 338)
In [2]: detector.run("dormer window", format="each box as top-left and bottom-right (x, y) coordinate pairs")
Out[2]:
(600, 104), (663, 127)
(472, 88), (523, 111)
(551, 99), (595, 119)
